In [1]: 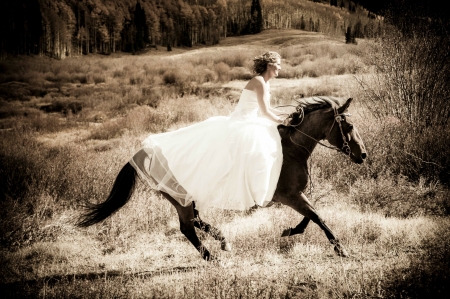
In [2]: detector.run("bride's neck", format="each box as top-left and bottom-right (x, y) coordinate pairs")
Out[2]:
(260, 72), (272, 82)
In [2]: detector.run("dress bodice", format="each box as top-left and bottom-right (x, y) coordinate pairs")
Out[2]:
(230, 89), (259, 118)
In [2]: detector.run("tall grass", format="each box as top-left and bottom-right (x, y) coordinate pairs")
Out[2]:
(1, 31), (449, 298)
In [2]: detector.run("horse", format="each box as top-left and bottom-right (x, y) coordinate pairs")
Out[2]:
(77, 96), (367, 260)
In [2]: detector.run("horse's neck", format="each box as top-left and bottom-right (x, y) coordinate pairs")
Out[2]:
(294, 113), (331, 155)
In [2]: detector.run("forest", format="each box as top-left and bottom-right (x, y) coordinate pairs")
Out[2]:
(0, 0), (379, 59)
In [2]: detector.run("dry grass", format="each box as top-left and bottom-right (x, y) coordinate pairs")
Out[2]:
(1, 188), (446, 298)
(1, 30), (449, 298)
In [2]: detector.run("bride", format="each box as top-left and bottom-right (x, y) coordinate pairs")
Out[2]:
(130, 51), (287, 211)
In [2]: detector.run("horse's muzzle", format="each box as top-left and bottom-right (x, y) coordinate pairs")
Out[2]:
(351, 152), (367, 164)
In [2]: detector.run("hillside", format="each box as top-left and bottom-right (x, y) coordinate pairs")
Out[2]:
(0, 0), (378, 59)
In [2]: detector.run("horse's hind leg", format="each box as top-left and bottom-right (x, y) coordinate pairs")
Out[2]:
(281, 192), (349, 257)
(192, 204), (232, 251)
(160, 192), (213, 261)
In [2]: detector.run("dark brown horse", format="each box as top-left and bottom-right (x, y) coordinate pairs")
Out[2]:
(77, 96), (367, 260)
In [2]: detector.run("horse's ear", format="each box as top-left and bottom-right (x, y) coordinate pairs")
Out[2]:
(338, 98), (353, 114)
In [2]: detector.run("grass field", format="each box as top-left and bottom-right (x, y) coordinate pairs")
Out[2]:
(1, 30), (449, 298)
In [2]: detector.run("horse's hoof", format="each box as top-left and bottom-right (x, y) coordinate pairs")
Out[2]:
(334, 245), (349, 257)
(218, 260), (234, 268)
(245, 205), (259, 215)
(205, 254), (216, 262)
(210, 258), (234, 268)
(281, 228), (292, 237)
(221, 241), (232, 252)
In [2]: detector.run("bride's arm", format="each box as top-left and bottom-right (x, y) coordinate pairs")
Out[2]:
(270, 106), (289, 116)
(253, 77), (284, 124)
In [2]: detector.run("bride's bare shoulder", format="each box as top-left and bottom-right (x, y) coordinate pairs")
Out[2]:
(244, 76), (265, 91)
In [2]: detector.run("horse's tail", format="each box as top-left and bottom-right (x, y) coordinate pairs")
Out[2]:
(76, 162), (137, 227)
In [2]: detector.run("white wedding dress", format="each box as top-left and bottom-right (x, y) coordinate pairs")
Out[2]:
(129, 89), (283, 211)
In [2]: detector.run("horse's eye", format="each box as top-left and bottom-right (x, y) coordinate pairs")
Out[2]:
(347, 124), (353, 130)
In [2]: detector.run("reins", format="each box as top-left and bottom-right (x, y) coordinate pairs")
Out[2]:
(284, 105), (352, 156)
(276, 103), (352, 203)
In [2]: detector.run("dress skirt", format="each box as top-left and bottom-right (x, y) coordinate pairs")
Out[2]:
(130, 106), (283, 211)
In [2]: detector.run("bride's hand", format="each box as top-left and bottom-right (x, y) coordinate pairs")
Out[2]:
(282, 118), (290, 126)
(277, 117), (290, 126)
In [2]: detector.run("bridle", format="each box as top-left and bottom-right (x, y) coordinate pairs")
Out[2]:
(286, 106), (352, 156)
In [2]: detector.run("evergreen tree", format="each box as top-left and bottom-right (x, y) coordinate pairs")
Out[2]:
(0, 0), (42, 57)
(354, 19), (363, 38)
(250, 0), (263, 34)
(134, 2), (148, 51)
(345, 26), (356, 44)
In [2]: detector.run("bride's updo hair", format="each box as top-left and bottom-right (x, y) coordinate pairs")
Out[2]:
(252, 51), (281, 74)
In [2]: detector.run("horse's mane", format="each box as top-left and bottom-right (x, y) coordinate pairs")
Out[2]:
(288, 96), (345, 127)
(295, 96), (343, 114)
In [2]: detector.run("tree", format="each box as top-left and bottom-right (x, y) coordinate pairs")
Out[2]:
(315, 19), (320, 32)
(354, 19), (363, 38)
(250, 0), (263, 34)
(300, 14), (305, 30)
(0, 0), (42, 57)
(134, 1), (148, 51)
(345, 26), (356, 44)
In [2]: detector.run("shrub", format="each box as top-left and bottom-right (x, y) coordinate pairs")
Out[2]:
(214, 62), (230, 82)
(220, 53), (247, 67)
(356, 10), (450, 187)
(44, 71), (57, 82)
(229, 67), (253, 81)
(346, 114), (450, 194)
(162, 69), (184, 85)
(192, 67), (216, 83)
(113, 69), (125, 78)
(0, 81), (33, 101)
(86, 72), (106, 84)
(89, 119), (127, 140)
(162, 69), (192, 96)
(71, 72), (88, 84)
(56, 71), (71, 83)
(203, 68), (217, 82)
(141, 87), (162, 108)
(93, 73), (106, 84)
(351, 175), (449, 217)
(129, 74), (145, 85)
(122, 105), (172, 134)
(358, 26), (450, 129)
(40, 97), (83, 115)
(31, 114), (69, 133)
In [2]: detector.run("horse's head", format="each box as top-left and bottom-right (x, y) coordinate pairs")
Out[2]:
(325, 98), (367, 164)
(279, 96), (367, 164)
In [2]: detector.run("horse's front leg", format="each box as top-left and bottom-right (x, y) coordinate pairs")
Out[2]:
(281, 217), (310, 237)
(280, 192), (348, 257)
(192, 206), (232, 251)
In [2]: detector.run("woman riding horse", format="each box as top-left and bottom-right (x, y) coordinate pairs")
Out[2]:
(77, 52), (367, 260)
